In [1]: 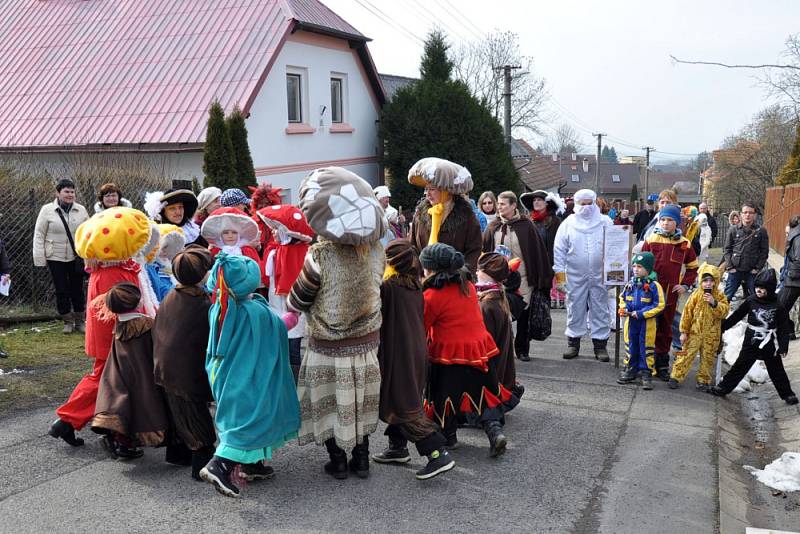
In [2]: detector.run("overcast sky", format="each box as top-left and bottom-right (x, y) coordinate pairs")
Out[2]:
(321, 0), (799, 162)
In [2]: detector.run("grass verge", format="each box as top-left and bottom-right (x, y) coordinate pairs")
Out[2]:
(0, 320), (88, 417)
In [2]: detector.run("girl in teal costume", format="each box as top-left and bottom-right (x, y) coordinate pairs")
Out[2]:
(199, 253), (300, 498)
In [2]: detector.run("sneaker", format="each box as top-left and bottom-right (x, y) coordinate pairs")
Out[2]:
(695, 383), (710, 393)
(241, 461), (275, 481)
(617, 367), (638, 384)
(785, 395), (799, 405)
(200, 456), (241, 498)
(641, 375), (653, 390)
(372, 447), (411, 464)
(415, 450), (455, 480)
(668, 379), (679, 389)
(655, 368), (671, 382)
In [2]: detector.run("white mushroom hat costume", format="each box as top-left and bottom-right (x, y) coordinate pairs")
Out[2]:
(407, 157), (473, 244)
(200, 207), (261, 249)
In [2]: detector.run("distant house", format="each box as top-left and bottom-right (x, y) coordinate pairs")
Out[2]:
(0, 0), (386, 202)
(523, 153), (643, 199)
(647, 171), (702, 204)
(379, 74), (418, 102)
(512, 139), (560, 193)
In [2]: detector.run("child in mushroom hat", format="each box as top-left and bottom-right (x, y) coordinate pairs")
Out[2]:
(49, 207), (156, 448)
(201, 207), (262, 264)
(288, 166), (386, 480)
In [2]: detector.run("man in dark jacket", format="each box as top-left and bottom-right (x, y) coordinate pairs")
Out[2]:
(780, 217), (800, 317)
(699, 202), (718, 243)
(633, 198), (656, 240)
(723, 202), (769, 302)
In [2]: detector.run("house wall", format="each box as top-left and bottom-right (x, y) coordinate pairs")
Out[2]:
(244, 31), (381, 199)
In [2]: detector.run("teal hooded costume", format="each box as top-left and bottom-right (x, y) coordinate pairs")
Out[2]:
(206, 253), (300, 463)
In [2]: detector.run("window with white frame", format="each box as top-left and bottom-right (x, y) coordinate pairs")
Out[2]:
(571, 174), (580, 182)
(611, 174), (621, 183)
(286, 73), (302, 123)
(330, 77), (343, 123)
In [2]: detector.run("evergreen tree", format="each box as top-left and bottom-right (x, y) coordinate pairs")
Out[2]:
(381, 31), (518, 211)
(202, 101), (236, 190)
(630, 183), (639, 203)
(777, 124), (800, 186)
(191, 176), (201, 195)
(601, 145), (610, 161)
(609, 146), (618, 163)
(226, 105), (257, 190)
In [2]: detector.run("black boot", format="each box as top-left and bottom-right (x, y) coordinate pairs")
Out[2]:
(372, 432), (411, 464)
(199, 456), (240, 497)
(48, 418), (84, 447)
(324, 438), (348, 480)
(563, 337), (580, 359)
(240, 461), (275, 481)
(654, 353), (671, 381)
(349, 436), (370, 479)
(165, 441), (193, 466)
(484, 421), (507, 458)
(191, 447), (215, 481)
(616, 366), (638, 384)
(592, 338), (610, 362)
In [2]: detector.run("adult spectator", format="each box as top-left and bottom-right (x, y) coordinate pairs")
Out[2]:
(220, 188), (250, 213)
(32, 178), (90, 333)
(469, 198), (488, 233)
(698, 202), (718, 243)
(409, 158), (482, 274)
(553, 188), (612, 361)
(728, 211), (740, 227)
(93, 183), (132, 213)
(194, 187), (222, 226)
(614, 208), (633, 226)
(483, 191), (552, 361)
(723, 202), (769, 302)
(374, 185), (405, 243)
(779, 215), (800, 318)
(521, 189), (565, 311)
(478, 191), (498, 226)
(633, 195), (657, 239)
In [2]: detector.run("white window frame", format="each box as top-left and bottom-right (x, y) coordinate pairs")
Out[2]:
(571, 174), (580, 182)
(286, 66), (309, 124)
(330, 72), (348, 125)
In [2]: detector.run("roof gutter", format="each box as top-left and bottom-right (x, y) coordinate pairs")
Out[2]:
(0, 143), (203, 154)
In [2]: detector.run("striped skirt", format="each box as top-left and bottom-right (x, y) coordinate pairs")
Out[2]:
(296, 340), (381, 451)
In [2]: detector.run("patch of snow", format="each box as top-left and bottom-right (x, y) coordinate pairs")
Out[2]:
(0, 368), (25, 376)
(744, 452), (800, 492)
(722, 322), (771, 391)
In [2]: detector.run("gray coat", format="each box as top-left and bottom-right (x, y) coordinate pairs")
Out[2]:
(723, 223), (769, 273)
(784, 226), (800, 288)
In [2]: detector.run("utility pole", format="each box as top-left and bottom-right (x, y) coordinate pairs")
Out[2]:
(497, 64), (521, 147)
(642, 146), (655, 200)
(593, 133), (605, 191)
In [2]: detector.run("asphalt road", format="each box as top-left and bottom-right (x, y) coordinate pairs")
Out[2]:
(0, 309), (719, 533)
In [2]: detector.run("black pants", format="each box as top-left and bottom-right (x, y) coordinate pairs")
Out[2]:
(385, 423), (446, 457)
(718, 347), (796, 399)
(515, 304), (531, 357)
(47, 260), (85, 315)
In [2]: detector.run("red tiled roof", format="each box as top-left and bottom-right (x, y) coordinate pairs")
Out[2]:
(0, 0), (376, 149)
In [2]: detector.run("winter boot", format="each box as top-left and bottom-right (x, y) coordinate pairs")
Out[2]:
(592, 338), (610, 362)
(60, 314), (74, 334)
(48, 418), (84, 447)
(709, 386), (727, 397)
(165, 441), (193, 466)
(240, 461), (275, 481)
(73, 311), (86, 334)
(563, 337), (580, 359)
(654, 354), (671, 381)
(372, 433), (411, 464)
(324, 438), (348, 480)
(616, 366), (638, 384)
(668, 379), (680, 389)
(785, 395), (799, 405)
(484, 421), (507, 458)
(349, 436), (370, 479)
(517, 352), (531, 362)
(641, 374), (653, 390)
(191, 447), (215, 481)
(199, 456), (241, 497)
(415, 449), (455, 480)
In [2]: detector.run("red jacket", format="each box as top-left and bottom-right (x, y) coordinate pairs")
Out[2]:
(642, 233), (699, 303)
(85, 261), (141, 360)
(423, 282), (499, 372)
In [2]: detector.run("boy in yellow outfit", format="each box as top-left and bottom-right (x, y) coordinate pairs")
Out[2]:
(669, 263), (729, 391)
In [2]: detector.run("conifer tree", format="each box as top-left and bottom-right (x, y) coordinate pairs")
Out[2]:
(202, 101), (236, 190)
(777, 124), (800, 186)
(226, 105), (257, 190)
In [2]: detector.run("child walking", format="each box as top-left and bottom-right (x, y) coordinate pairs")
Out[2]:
(152, 245), (217, 480)
(372, 239), (455, 480)
(199, 253), (301, 498)
(616, 252), (665, 389)
(711, 269), (798, 404)
(201, 207), (262, 264)
(669, 264), (729, 391)
(641, 204), (699, 380)
(420, 243), (508, 457)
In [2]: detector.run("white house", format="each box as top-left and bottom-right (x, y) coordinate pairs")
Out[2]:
(0, 0), (386, 202)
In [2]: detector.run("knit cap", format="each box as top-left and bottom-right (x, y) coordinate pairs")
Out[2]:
(196, 187), (222, 212)
(478, 252), (510, 282)
(631, 251), (655, 274)
(220, 188), (249, 208)
(105, 282), (141, 314)
(172, 245), (214, 286)
(659, 204), (681, 223)
(419, 243), (464, 273)
(385, 239), (419, 277)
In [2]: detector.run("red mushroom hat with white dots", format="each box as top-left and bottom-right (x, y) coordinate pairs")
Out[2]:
(75, 206), (156, 261)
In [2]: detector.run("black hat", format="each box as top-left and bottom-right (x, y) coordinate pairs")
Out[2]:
(419, 243), (464, 273)
(519, 190), (548, 211)
(754, 268), (778, 294)
(160, 189), (198, 223)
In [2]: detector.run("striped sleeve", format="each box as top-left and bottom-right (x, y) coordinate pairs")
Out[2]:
(287, 252), (321, 313)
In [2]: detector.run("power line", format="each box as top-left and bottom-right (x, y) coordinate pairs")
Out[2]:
(352, 0), (425, 46)
(431, 0), (484, 40)
(438, 0), (484, 38)
(406, 0), (470, 43)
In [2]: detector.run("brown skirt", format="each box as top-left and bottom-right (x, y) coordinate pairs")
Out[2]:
(165, 394), (216, 451)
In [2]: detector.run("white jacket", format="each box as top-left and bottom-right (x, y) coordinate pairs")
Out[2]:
(553, 214), (610, 284)
(32, 199), (89, 266)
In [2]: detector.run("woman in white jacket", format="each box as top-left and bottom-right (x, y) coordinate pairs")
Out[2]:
(553, 189), (612, 361)
(695, 213), (713, 264)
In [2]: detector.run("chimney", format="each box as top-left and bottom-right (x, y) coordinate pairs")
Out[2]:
(571, 152), (577, 161)
(582, 158), (589, 173)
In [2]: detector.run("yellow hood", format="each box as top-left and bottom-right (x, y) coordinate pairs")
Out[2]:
(698, 262), (720, 284)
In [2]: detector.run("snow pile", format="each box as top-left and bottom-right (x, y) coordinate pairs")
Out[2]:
(744, 452), (800, 492)
(0, 368), (25, 376)
(721, 322), (769, 392)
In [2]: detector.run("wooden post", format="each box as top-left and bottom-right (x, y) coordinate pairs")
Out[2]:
(615, 286), (621, 368)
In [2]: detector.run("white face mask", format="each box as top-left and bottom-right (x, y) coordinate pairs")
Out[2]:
(576, 203), (595, 219)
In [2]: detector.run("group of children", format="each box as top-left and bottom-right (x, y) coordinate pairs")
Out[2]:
(616, 203), (798, 405)
(48, 162), (529, 499)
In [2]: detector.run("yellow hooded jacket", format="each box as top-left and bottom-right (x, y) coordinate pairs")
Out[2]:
(679, 263), (729, 337)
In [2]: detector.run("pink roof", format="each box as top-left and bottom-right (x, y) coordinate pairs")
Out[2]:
(0, 0), (379, 149)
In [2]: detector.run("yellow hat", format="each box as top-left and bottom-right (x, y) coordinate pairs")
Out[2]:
(75, 207), (154, 261)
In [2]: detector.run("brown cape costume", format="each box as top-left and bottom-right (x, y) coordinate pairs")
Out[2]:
(482, 216), (554, 289)
(479, 289), (523, 411)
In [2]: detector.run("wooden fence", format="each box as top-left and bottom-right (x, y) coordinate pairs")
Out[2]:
(764, 184), (800, 252)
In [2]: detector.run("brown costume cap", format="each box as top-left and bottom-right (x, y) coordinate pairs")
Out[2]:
(385, 239), (420, 277)
(478, 252), (510, 282)
(105, 282), (141, 314)
(172, 245), (214, 286)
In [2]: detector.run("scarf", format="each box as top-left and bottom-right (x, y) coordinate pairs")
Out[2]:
(531, 209), (547, 222)
(475, 281), (501, 292)
(427, 192), (451, 245)
(654, 226), (683, 239)
(497, 210), (521, 245)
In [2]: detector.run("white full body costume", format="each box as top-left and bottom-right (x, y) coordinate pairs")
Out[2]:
(553, 189), (612, 340)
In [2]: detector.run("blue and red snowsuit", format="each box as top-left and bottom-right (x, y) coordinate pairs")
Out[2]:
(619, 274), (666, 373)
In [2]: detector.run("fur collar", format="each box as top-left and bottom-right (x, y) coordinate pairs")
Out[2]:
(414, 195), (474, 235)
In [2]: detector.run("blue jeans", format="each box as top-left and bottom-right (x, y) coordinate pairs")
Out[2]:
(725, 270), (755, 302)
